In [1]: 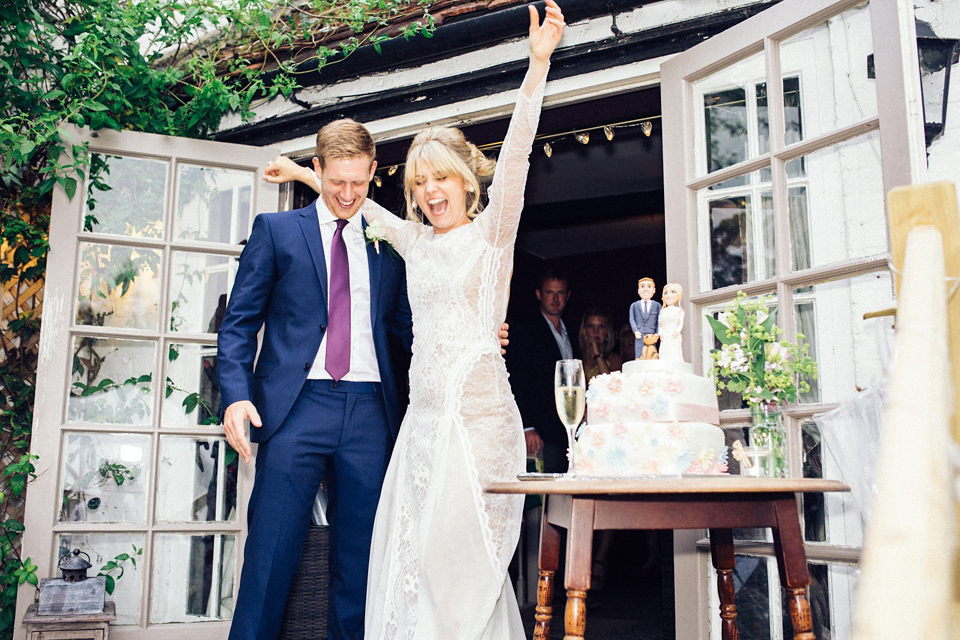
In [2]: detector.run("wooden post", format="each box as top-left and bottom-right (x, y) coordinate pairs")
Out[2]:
(852, 181), (959, 639)
(886, 182), (960, 636)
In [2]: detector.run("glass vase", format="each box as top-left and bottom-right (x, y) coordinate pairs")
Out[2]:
(748, 405), (787, 478)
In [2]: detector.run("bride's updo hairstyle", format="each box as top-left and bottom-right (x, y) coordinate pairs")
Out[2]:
(403, 126), (497, 224)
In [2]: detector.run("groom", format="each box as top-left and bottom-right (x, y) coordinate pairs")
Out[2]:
(218, 119), (413, 640)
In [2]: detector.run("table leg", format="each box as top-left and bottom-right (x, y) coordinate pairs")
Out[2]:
(771, 497), (815, 640)
(709, 528), (740, 640)
(564, 589), (587, 640)
(563, 498), (595, 640)
(535, 504), (562, 640)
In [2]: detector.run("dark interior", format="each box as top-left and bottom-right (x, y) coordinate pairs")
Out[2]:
(295, 84), (668, 337)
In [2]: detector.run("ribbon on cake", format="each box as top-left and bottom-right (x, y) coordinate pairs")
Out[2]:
(649, 402), (720, 425)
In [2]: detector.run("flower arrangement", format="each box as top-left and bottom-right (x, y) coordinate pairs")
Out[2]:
(706, 292), (818, 476)
(706, 291), (817, 407)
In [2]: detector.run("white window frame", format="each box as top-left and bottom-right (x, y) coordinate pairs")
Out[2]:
(660, 0), (926, 637)
(18, 126), (279, 639)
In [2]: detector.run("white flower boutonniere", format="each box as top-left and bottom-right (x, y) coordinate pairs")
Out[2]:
(364, 220), (394, 256)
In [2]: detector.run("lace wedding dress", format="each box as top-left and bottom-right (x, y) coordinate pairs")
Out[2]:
(657, 305), (684, 362)
(361, 71), (547, 640)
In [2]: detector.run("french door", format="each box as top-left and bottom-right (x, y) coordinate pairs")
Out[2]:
(660, 0), (924, 637)
(19, 126), (279, 639)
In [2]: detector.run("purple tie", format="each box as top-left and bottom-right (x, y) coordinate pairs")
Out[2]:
(325, 219), (351, 381)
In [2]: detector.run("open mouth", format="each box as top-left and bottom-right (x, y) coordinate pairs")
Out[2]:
(336, 197), (356, 210)
(428, 197), (448, 217)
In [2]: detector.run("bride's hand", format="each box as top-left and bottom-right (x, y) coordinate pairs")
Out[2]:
(263, 155), (319, 193)
(528, 0), (565, 65)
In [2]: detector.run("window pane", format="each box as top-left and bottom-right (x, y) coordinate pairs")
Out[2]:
(782, 562), (859, 640)
(757, 77), (805, 180)
(779, 1), (877, 139)
(701, 170), (775, 290)
(60, 432), (150, 523)
(709, 555), (777, 639)
(174, 165), (255, 244)
(150, 533), (237, 623)
(793, 271), (892, 406)
(800, 419), (865, 547)
(84, 154), (167, 238)
(156, 436), (237, 523)
(800, 131), (887, 268)
(68, 336), (155, 425)
(77, 243), (162, 331)
(57, 533), (144, 625)
(169, 252), (233, 334)
(693, 50), (766, 179)
(164, 343), (221, 426)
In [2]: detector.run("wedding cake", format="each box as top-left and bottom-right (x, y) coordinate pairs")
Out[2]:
(574, 358), (728, 476)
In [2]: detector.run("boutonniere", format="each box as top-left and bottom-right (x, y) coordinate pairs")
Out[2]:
(364, 219), (395, 256)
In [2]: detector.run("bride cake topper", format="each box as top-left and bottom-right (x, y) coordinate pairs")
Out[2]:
(657, 283), (685, 362)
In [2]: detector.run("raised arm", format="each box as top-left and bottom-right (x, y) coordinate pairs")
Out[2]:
(480, 0), (564, 248)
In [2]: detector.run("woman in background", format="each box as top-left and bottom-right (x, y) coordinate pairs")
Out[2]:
(578, 307), (623, 384)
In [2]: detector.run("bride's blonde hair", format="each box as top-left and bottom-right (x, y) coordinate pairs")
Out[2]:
(663, 282), (683, 306)
(403, 126), (496, 223)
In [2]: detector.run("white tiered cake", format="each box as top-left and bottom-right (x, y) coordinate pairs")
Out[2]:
(574, 358), (728, 476)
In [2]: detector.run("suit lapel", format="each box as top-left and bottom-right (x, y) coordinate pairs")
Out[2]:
(298, 202), (329, 307)
(364, 217), (383, 323)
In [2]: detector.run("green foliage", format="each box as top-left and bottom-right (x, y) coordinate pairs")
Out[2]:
(98, 545), (142, 596)
(0, 1), (435, 635)
(707, 291), (819, 407)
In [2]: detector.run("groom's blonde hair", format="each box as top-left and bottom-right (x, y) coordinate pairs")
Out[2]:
(315, 119), (376, 169)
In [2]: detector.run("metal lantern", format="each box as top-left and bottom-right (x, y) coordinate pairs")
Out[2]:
(58, 549), (92, 583)
(36, 549), (106, 615)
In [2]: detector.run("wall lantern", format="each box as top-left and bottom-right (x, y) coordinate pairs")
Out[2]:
(916, 23), (959, 147)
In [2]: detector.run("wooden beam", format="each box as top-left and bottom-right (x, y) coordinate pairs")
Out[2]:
(883, 181), (960, 638)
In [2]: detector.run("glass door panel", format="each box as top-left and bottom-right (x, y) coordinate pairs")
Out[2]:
(76, 243), (163, 331)
(174, 165), (255, 244)
(693, 51), (766, 180)
(57, 533), (145, 626)
(779, 2), (878, 139)
(22, 124), (278, 637)
(59, 432), (151, 523)
(84, 154), (168, 237)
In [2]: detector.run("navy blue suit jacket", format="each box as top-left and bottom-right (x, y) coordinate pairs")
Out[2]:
(217, 201), (413, 443)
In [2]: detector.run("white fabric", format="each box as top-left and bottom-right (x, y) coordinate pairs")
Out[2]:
(362, 70), (547, 640)
(657, 305), (684, 362)
(542, 311), (574, 360)
(307, 201), (380, 382)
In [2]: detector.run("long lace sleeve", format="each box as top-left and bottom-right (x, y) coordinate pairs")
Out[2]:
(476, 66), (547, 249)
(361, 198), (421, 257)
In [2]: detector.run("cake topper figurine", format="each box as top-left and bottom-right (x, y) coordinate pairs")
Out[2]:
(629, 277), (661, 360)
(657, 282), (685, 362)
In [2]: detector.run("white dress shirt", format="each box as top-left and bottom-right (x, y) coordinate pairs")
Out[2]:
(307, 200), (380, 382)
(542, 311), (574, 360)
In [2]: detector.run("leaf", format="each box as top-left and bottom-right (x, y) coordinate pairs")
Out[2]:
(103, 575), (115, 595)
(61, 176), (77, 200)
(705, 315), (736, 345)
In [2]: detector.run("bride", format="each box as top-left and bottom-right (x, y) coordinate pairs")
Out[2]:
(264, 5), (563, 634)
(360, 4), (564, 637)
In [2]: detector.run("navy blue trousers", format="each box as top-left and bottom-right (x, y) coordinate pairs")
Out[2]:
(228, 380), (391, 640)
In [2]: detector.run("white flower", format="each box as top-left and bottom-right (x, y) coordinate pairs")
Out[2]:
(719, 344), (749, 373)
(364, 220), (389, 254)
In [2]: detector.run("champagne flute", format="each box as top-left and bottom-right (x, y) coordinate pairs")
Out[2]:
(554, 359), (586, 477)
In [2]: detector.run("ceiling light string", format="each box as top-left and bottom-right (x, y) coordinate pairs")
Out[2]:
(372, 114), (663, 183)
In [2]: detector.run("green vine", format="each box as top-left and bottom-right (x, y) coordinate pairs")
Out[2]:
(1, 1), (434, 635)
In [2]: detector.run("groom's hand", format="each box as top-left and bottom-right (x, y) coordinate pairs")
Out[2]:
(498, 322), (509, 355)
(223, 400), (261, 464)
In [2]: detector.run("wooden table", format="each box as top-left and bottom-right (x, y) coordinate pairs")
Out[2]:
(488, 476), (849, 640)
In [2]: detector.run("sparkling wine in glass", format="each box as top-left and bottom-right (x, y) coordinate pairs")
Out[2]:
(554, 359), (586, 476)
